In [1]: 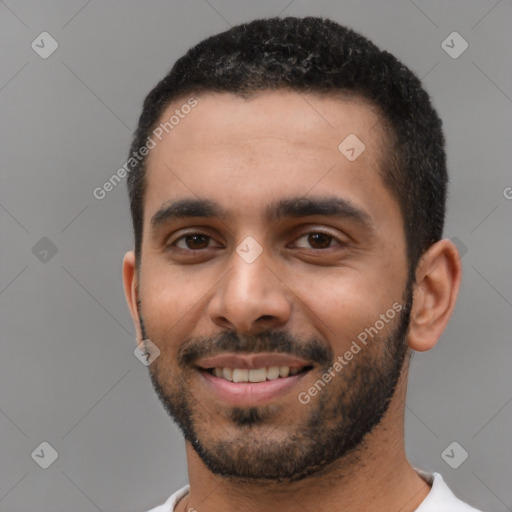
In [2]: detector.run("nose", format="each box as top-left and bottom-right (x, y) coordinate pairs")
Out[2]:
(207, 247), (292, 334)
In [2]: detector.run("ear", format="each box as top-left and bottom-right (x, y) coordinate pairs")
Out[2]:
(407, 239), (462, 352)
(122, 250), (142, 344)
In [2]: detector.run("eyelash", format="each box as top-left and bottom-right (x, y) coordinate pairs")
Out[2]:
(166, 229), (345, 252)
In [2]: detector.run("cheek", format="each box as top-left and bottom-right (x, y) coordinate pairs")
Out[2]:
(140, 266), (206, 344)
(290, 267), (401, 344)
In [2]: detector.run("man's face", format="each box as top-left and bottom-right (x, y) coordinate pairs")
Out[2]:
(135, 91), (412, 481)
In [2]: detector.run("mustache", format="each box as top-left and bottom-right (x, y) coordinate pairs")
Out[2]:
(177, 330), (333, 369)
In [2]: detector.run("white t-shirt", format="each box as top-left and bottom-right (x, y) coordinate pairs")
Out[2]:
(145, 468), (483, 511)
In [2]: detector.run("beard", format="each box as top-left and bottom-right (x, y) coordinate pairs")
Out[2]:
(139, 281), (413, 483)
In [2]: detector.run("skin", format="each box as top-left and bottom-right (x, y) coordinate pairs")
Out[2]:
(123, 90), (462, 512)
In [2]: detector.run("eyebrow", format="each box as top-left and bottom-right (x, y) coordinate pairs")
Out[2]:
(150, 195), (374, 232)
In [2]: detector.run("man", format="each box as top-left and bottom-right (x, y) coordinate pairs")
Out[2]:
(122, 16), (483, 511)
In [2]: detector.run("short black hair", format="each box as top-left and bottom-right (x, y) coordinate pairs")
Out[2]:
(127, 16), (447, 276)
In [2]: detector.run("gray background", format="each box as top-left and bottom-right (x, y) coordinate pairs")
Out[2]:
(0, 0), (511, 511)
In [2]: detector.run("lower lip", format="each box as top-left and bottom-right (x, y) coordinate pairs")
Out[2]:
(200, 369), (309, 406)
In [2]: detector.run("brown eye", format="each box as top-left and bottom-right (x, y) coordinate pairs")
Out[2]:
(186, 234), (210, 249)
(294, 231), (340, 250)
(307, 233), (333, 249)
(172, 233), (212, 250)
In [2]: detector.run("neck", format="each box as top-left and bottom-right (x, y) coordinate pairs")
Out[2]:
(176, 358), (431, 512)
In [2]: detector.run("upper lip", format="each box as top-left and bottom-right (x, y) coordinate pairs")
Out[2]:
(196, 352), (313, 370)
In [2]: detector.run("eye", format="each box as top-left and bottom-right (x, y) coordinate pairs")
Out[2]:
(168, 232), (219, 251)
(292, 230), (344, 250)
(166, 229), (346, 253)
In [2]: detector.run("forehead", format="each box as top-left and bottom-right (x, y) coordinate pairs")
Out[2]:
(143, 90), (396, 228)
(151, 90), (383, 155)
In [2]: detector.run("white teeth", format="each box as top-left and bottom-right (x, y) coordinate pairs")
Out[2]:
(249, 368), (267, 382)
(267, 366), (280, 380)
(211, 365), (306, 382)
(232, 369), (249, 383)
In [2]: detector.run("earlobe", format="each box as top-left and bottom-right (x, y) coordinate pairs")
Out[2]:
(122, 251), (141, 342)
(407, 239), (462, 352)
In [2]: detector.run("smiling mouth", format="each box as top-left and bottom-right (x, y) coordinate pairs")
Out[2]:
(204, 365), (313, 383)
